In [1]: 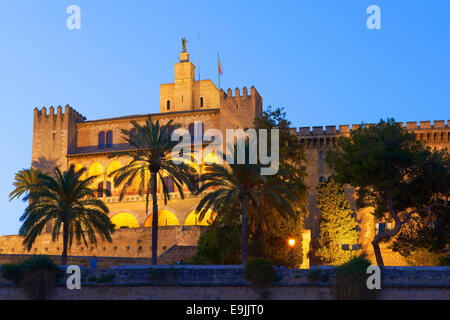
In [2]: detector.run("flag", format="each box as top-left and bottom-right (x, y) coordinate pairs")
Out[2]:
(218, 56), (222, 75)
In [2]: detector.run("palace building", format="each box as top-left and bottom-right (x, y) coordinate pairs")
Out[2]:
(1, 46), (448, 266)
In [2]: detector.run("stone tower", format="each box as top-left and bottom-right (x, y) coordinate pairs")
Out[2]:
(32, 105), (86, 173)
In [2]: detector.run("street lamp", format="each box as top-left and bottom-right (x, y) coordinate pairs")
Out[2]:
(288, 238), (296, 269)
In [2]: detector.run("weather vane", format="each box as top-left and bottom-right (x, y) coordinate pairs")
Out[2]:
(181, 38), (187, 52)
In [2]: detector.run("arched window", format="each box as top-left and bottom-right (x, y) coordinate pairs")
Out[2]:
(97, 182), (103, 198)
(106, 181), (112, 197)
(98, 132), (105, 149)
(200, 97), (204, 108)
(106, 131), (113, 148)
(167, 100), (171, 111)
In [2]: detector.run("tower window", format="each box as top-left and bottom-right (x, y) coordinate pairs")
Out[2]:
(200, 97), (204, 108)
(106, 131), (113, 148)
(98, 132), (105, 149)
(167, 100), (170, 111)
(97, 182), (104, 198)
(106, 182), (112, 197)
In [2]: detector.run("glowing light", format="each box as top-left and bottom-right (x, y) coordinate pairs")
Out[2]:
(288, 238), (296, 248)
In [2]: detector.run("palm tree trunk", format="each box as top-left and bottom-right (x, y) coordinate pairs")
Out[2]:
(61, 221), (69, 265)
(151, 172), (158, 265)
(241, 198), (249, 265)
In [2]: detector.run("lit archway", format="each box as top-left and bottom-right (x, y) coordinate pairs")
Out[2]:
(110, 212), (140, 229)
(73, 163), (87, 179)
(144, 210), (180, 227)
(88, 162), (104, 178)
(184, 209), (216, 226)
(107, 160), (122, 177)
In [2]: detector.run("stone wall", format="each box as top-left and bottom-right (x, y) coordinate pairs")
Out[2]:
(0, 227), (205, 260)
(0, 266), (448, 300)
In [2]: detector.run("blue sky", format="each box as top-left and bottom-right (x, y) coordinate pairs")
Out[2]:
(0, 0), (449, 235)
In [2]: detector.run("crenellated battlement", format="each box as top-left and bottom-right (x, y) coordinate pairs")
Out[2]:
(34, 104), (86, 122)
(220, 86), (260, 100)
(291, 120), (450, 136)
(219, 86), (263, 131)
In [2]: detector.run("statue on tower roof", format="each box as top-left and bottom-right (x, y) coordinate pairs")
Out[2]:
(181, 38), (187, 52)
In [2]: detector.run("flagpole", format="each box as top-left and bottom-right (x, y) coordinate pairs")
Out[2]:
(218, 52), (220, 90)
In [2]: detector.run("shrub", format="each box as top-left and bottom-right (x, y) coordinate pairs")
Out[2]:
(1, 255), (59, 300)
(438, 254), (450, 266)
(244, 258), (277, 286)
(335, 255), (377, 300)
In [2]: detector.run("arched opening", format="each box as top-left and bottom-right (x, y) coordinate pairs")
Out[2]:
(88, 162), (104, 178)
(106, 161), (122, 196)
(110, 213), (140, 229)
(98, 132), (105, 148)
(144, 210), (179, 227)
(184, 209), (216, 226)
(88, 162), (104, 197)
(73, 164), (87, 180)
(106, 131), (113, 148)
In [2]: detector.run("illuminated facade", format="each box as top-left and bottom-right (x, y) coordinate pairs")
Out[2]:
(25, 47), (450, 265)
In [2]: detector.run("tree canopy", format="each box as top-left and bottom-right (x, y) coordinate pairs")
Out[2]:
(326, 119), (449, 266)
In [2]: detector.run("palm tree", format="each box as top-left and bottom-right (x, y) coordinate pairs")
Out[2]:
(9, 168), (41, 201)
(194, 143), (298, 264)
(19, 164), (115, 265)
(108, 117), (195, 265)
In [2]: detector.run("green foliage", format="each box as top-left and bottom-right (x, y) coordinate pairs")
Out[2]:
(391, 207), (449, 260)
(326, 118), (450, 266)
(195, 107), (308, 264)
(196, 142), (299, 264)
(108, 117), (196, 264)
(9, 168), (42, 202)
(191, 224), (241, 265)
(335, 255), (376, 300)
(316, 179), (359, 265)
(438, 254), (450, 266)
(258, 212), (303, 268)
(404, 248), (442, 266)
(19, 164), (115, 265)
(254, 106), (309, 211)
(244, 258), (278, 286)
(1, 255), (59, 300)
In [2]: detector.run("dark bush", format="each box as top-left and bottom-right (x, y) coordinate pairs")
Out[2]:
(1, 255), (59, 300)
(335, 255), (377, 300)
(244, 258), (277, 286)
